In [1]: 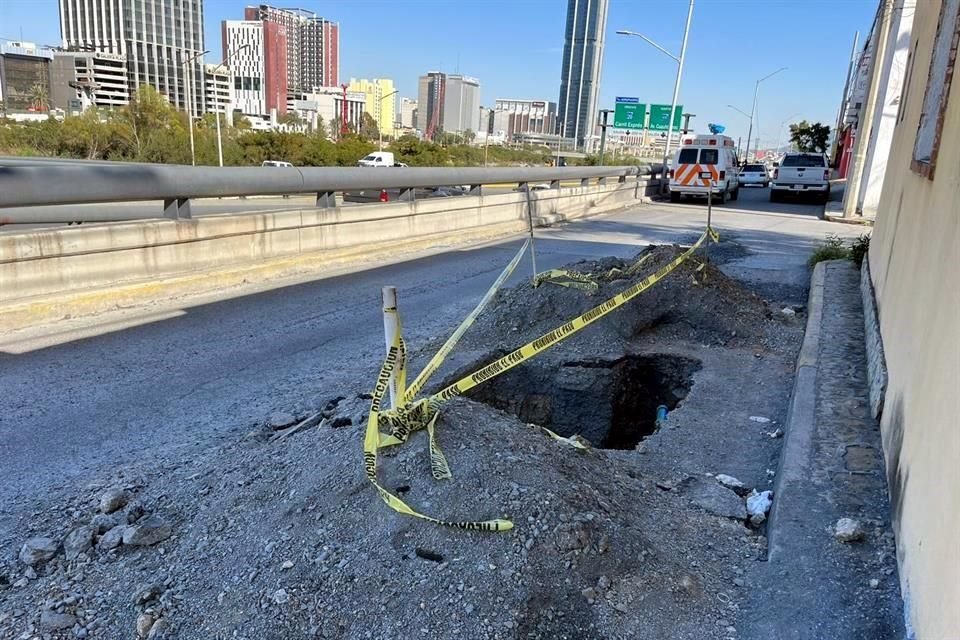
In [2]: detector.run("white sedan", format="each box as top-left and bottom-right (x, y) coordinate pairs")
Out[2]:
(738, 163), (770, 187)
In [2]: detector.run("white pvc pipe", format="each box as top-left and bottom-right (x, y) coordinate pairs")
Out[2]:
(382, 286), (399, 409)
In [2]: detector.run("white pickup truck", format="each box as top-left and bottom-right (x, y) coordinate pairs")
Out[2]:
(770, 152), (830, 204)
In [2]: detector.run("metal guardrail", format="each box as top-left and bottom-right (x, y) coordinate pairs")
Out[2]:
(0, 163), (654, 222)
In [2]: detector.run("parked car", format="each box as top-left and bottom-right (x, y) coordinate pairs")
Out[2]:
(738, 163), (769, 187)
(357, 151), (408, 167)
(770, 152), (830, 203)
(342, 186), (466, 203)
(262, 160), (293, 167)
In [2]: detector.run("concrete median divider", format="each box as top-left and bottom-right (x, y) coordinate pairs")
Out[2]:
(0, 179), (659, 330)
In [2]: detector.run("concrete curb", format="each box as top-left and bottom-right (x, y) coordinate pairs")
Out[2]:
(766, 261), (826, 562)
(823, 200), (875, 225)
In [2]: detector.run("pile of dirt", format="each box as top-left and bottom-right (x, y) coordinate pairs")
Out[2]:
(467, 242), (789, 358)
(0, 397), (762, 640)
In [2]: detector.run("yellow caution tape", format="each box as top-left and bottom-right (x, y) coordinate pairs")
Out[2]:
(402, 239), (530, 403)
(427, 227), (716, 407)
(363, 227), (717, 530)
(533, 252), (656, 293)
(533, 269), (599, 292)
(363, 312), (513, 531)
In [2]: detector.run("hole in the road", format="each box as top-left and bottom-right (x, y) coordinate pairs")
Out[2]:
(466, 354), (701, 449)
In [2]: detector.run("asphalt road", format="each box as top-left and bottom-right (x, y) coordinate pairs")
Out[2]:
(0, 186), (856, 527)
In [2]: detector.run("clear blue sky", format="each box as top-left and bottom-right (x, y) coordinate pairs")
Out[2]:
(1, 0), (875, 147)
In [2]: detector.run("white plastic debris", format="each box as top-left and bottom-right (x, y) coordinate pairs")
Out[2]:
(746, 490), (773, 527)
(749, 416), (772, 424)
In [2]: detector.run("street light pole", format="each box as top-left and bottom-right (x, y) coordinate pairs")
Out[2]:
(213, 44), (250, 168)
(556, 120), (565, 166)
(179, 49), (209, 166)
(743, 67), (786, 162)
(616, 0), (695, 194)
(775, 112), (801, 155)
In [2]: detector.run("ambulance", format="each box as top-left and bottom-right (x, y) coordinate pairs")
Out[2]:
(668, 134), (740, 204)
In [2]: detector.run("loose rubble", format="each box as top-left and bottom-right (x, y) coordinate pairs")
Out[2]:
(834, 517), (866, 543)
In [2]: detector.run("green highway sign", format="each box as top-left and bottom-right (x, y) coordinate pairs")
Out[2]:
(613, 97), (645, 130)
(648, 104), (683, 131)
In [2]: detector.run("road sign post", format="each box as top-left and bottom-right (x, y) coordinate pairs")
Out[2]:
(598, 109), (613, 165)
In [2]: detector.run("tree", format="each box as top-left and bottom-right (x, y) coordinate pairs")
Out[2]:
(116, 85), (189, 162)
(329, 116), (343, 140)
(359, 112), (379, 140)
(789, 120), (831, 153)
(29, 83), (50, 112)
(313, 115), (327, 139)
(278, 111), (302, 130)
(462, 129), (476, 144)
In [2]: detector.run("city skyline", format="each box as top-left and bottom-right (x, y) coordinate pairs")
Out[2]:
(3, 0), (877, 146)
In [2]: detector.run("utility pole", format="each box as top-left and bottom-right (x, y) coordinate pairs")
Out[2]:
(843, 2), (892, 218)
(597, 109), (612, 166)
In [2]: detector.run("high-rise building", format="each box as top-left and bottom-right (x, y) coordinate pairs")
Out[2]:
(203, 63), (234, 116)
(417, 72), (481, 138)
(443, 74), (481, 135)
(59, 0), (206, 115)
(244, 5), (339, 92)
(348, 78), (396, 135)
(50, 50), (129, 112)
(399, 97), (417, 130)
(557, 0), (608, 150)
(492, 99), (558, 140)
(418, 71), (445, 140)
(222, 20), (287, 118)
(0, 42), (54, 114)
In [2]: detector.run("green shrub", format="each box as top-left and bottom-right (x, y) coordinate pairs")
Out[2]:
(850, 233), (871, 267)
(808, 234), (850, 267)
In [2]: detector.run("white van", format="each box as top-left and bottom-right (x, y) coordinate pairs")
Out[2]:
(357, 151), (407, 167)
(669, 134), (740, 203)
(262, 160), (293, 168)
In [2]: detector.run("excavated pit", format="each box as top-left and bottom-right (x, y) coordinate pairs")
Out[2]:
(466, 354), (701, 449)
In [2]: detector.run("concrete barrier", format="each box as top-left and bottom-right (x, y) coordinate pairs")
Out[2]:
(0, 179), (657, 329)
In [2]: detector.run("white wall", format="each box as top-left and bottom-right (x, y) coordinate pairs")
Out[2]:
(857, 0), (915, 217)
